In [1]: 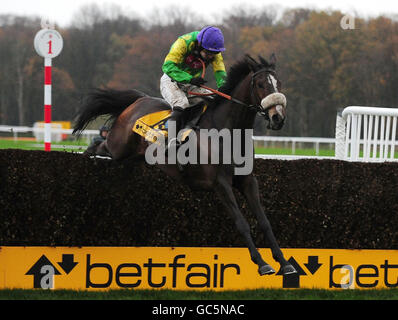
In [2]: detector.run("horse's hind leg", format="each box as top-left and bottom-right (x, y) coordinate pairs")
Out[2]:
(235, 174), (297, 275)
(215, 174), (275, 276)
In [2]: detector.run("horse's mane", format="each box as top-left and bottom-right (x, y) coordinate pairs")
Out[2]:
(212, 54), (271, 105)
(219, 56), (251, 95)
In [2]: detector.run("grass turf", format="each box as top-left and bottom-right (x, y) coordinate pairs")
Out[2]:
(1, 138), (334, 157)
(0, 288), (397, 300)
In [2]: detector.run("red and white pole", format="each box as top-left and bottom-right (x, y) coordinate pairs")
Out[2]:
(44, 57), (52, 151)
(34, 22), (63, 151)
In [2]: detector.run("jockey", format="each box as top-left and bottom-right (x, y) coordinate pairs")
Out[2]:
(160, 26), (227, 135)
(84, 125), (109, 155)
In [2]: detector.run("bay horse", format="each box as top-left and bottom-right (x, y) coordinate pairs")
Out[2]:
(73, 54), (297, 276)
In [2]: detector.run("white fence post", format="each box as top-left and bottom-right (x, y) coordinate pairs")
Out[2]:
(336, 106), (398, 162)
(335, 109), (346, 160)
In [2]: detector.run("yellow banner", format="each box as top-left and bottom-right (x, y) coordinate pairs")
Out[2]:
(0, 247), (397, 290)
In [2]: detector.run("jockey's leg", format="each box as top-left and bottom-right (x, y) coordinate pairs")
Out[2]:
(187, 84), (212, 96)
(186, 84), (214, 108)
(160, 74), (191, 150)
(160, 73), (189, 134)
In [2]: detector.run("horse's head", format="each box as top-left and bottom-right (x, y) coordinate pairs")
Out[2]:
(246, 54), (287, 130)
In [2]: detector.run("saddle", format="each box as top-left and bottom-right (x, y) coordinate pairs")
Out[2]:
(132, 100), (207, 146)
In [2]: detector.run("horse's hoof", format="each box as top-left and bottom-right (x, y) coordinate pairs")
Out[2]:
(258, 264), (276, 276)
(282, 264), (297, 275)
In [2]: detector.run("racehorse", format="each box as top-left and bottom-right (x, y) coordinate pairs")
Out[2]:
(73, 54), (297, 276)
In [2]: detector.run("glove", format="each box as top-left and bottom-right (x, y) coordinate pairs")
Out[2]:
(190, 77), (207, 86)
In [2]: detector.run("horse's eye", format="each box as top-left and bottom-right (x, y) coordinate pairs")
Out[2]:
(258, 83), (265, 89)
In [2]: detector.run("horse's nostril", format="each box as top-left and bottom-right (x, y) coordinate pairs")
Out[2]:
(271, 114), (281, 124)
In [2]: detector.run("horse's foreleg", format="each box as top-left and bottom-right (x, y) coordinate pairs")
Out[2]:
(235, 174), (297, 275)
(95, 141), (112, 157)
(83, 140), (109, 157)
(215, 175), (275, 276)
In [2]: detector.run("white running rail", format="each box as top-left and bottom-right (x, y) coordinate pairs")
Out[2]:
(0, 125), (98, 142)
(335, 106), (398, 162)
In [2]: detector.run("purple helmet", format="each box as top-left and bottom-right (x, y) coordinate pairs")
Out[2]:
(197, 26), (225, 52)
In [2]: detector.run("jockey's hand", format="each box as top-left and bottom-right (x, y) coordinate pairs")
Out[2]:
(190, 77), (207, 86)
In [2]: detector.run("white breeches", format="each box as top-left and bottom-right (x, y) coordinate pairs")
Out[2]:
(160, 73), (211, 110)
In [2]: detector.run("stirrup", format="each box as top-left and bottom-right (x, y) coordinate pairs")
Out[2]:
(167, 137), (181, 148)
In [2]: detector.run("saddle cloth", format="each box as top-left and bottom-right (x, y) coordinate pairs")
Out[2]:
(132, 103), (207, 145)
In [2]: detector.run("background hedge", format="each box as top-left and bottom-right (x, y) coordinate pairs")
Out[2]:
(0, 149), (397, 248)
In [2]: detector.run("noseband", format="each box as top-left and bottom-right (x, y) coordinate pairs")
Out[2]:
(249, 68), (278, 118)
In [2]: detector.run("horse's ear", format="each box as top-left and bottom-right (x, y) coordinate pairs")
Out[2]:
(245, 54), (259, 72)
(258, 55), (268, 67)
(269, 53), (277, 67)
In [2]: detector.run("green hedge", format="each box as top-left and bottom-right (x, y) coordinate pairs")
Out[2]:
(0, 149), (397, 248)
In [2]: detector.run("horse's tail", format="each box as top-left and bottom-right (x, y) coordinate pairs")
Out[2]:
(73, 88), (147, 135)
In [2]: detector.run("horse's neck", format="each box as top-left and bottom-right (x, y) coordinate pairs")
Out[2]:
(209, 74), (257, 130)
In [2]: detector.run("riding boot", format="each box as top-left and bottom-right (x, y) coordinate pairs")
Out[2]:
(168, 108), (184, 134)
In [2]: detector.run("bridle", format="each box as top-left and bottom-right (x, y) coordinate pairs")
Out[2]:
(188, 59), (279, 119)
(249, 68), (279, 119)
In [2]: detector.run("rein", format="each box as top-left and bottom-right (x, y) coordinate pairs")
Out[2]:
(187, 59), (266, 114)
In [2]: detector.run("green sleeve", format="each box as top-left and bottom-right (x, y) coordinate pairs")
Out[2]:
(162, 60), (193, 83)
(215, 70), (227, 88)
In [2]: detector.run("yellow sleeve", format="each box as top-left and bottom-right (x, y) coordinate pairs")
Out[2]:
(212, 53), (226, 73)
(212, 53), (227, 88)
(164, 38), (187, 65)
(162, 38), (193, 83)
